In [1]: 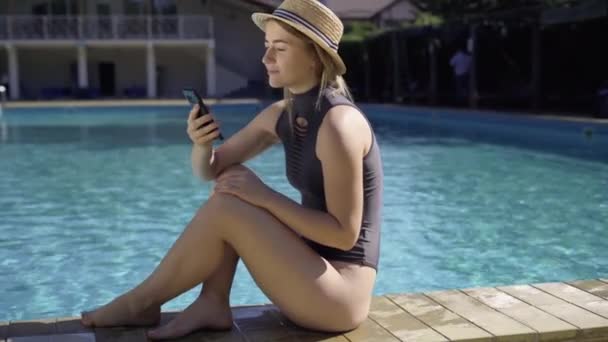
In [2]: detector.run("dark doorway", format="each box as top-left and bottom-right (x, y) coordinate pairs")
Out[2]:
(98, 62), (115, 96)
(32, 3), (49, 15)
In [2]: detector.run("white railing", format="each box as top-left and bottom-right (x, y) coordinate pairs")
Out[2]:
(0, 15), (213, 40)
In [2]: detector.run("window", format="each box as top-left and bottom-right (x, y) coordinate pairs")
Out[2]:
(125, 0), (144, 15)
(69, 0), (78, 15)
(51, 0), (67, 15)
(97, 3), (110, 16)
(152, 0), (177, 15)
(42, 0), (78, 15)
(94, 0), (111, 15)
(32, 3), (49, 15)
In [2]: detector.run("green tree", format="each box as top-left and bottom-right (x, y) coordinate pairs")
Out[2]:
(409, 0), (583, 21)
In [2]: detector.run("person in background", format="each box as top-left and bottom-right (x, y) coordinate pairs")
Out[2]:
(450, 47), (472, 99)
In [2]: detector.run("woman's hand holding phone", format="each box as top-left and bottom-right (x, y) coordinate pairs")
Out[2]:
(187, 104), (222, 147)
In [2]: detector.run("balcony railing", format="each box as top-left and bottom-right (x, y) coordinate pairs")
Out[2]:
(0, 15), (213, 40)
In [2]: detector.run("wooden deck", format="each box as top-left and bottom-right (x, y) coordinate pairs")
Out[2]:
(3, 279), (608, 342)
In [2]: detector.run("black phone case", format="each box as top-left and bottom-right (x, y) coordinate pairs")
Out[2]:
(182, 88), (224, 140)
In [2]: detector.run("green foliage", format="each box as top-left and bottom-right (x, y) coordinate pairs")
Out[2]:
(410, 12), (443, 26)
(408, 0), (584, 20)
(342, 21), (383, 41)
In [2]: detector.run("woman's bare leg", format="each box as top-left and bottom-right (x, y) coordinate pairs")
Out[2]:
(146, 243), (239, 339)
(81, 196), (234, 327)
(82, 192), (374, 332)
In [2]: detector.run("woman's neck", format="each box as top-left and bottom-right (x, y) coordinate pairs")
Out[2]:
(288, 77), (321, 95)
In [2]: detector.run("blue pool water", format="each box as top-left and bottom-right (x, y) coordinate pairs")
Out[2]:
(1, 104), (607, 321)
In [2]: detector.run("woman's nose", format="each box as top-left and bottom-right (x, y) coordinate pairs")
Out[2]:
(262, 48), (274, 64)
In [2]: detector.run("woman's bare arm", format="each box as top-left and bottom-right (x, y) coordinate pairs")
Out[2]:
(192, 100), (285, 181)
(259, 105), (371, 250)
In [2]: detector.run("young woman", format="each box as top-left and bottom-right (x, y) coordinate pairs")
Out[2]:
(81, 0), (383, 339)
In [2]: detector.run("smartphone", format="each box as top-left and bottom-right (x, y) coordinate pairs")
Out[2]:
(182, 88), (224, 140)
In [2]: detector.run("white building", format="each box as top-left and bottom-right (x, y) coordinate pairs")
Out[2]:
(0, 0), (272, 100)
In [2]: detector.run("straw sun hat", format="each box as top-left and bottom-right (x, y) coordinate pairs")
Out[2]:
(251, 0), (347, 75)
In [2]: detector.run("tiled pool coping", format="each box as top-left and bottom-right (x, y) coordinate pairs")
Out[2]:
(3, 278), (608, 341)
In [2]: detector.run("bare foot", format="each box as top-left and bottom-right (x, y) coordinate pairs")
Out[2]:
(147, 293), (233, 340)
(81, 294), (161, 328)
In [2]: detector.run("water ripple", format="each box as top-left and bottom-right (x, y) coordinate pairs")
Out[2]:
(1, 111), (607, 321)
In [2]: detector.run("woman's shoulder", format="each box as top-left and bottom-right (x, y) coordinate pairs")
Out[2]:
(251, 99), (288, 139)
(319, 86), (366, 128)
(320, 87), (361, 113)
(323, 104), (365, 130)
(269, 99), (287, 113)
(317, 104), (372, 161)
(257, 99), (287, 120)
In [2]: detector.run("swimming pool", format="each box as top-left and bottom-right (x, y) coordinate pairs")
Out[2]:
(1, 104), (607, 321)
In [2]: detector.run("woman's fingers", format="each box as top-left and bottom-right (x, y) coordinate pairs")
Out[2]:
(194, 129), (221, 145)
(187, 108), (216, 131)
(217, 169), (245, 180)
(192, 128), (220, 146)
(192, 121), (219, 137)
(193, 114), (216, 129)
(215, 181), (236, 192)
(216, 174), (240, 184)
(216, 179), (242, 193)
(186, 105), (223, 146)
(187, 104), (200, 123)
(215, 165), (252, 183)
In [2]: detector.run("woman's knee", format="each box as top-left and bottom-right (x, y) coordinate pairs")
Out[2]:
(203, 192), (260, 229)
(205, 164), (258, 213)
(204, 192), (242, 218)
(191, 193), (243, 241)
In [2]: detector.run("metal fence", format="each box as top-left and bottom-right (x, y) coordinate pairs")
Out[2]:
(0, 15), (213, 40)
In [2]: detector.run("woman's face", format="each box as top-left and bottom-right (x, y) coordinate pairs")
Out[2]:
(262, 20), (319, 90)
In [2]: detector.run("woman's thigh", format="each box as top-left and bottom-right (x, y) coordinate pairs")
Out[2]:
(205, 193), (374, 332)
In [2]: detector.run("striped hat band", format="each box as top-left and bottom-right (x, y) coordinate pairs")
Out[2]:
(271, 8), (338, 51)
